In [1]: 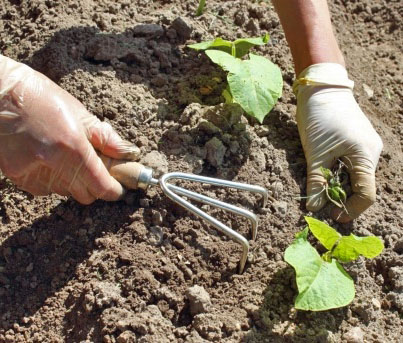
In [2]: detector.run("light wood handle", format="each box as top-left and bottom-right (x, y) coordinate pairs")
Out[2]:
(100, 155), (151, 190)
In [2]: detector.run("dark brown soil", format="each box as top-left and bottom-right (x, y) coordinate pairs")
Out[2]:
(0, 0), (402, 342)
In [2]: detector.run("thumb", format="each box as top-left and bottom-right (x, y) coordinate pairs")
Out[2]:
(306, 161), (333, 212)
(84, 117), (140, 160)
(332, 165), (376, 223)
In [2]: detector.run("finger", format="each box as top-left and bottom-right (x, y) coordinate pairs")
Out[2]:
(75, 143), (126, 201)
(306, 160), (333, 212)
(68, 177), (97, 205)
(85, 119), (140, 160)
(331, 166), (376, 223)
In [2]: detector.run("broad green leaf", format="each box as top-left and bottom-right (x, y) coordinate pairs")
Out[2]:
(332, 234), (384, 263)
(227, 54), (282, 123)
(285, 228), (355, 311)
(305, 216), (341, 251)
(205, 50), (282, 122)
(188, 38), (232, 54)
(188, 34), (270, 58)
(232, 33), (270, 58)
(230, 53), (282, 123)
(205, 50), (241, 73)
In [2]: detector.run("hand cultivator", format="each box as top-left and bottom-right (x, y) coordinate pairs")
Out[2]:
(102, 158), (268, 273)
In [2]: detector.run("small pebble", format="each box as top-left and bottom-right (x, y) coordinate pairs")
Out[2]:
(343, 327), (364, 343)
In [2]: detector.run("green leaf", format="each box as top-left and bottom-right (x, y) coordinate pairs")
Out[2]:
(285, 229), (355, 311)
(232, 33), (270, 58)
(188, 38), (233, 55)
(305, 216), (341, 251)
(205, 50), (241, 73)
(332, 234), (384, 263)
(206, 50), (282, 123)
(320, 167), (333, 181)
(195, 0), (206, 16)
(229, 54), (282, 123)
(188, 34), (270, 58)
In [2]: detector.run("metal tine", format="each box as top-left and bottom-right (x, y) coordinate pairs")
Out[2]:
(166, 183), (259, 240)
(159, 173), (250, 273)
(160, 172), (269, 207)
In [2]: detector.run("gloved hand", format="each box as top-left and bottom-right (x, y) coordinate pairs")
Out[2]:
(0, 54), (140, 204)
(293, 63), (383, 223)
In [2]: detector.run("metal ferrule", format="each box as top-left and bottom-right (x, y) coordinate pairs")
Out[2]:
(137, 166), (153, 190)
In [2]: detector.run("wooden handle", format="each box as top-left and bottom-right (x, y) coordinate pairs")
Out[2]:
(100, 155), (150, 190)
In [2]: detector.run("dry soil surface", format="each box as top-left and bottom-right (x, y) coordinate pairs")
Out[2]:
(0, 0), (402, 342)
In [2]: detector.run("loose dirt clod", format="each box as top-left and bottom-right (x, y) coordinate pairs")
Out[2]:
(186, 285), (212, 315)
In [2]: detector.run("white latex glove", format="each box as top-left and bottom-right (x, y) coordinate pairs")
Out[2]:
(0, 54), (140, 204)
(294, 63), (383, 223)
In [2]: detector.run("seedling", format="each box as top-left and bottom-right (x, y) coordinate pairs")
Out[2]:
(285, 217), (384, 311)
(188, 34), (283, 123)
(321, 165), (347, 209)
(195, 0), (206, 16)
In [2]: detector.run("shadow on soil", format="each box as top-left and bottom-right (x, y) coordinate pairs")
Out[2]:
(26, 25), (307, 184)
(0, 196), (137, 340)
(245, 267), (348, 343)
(26, 25), (259, 179)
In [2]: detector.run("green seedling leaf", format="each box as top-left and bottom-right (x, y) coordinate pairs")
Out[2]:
(195, 0), (206, 16)
(188, 38), (233, 54)
(320, 165), (348, 209)
(305, 216), (341, 251)
(332, 234), (384, 263)
(206, 50), (282, 123)
(188, 34), (270, 58)
(232, 33), (270, 58)
(285, 228), (355, 311)
(228, 53), (282, 123)
(320, 166), (333, 181)
(205, 49), (241, 73)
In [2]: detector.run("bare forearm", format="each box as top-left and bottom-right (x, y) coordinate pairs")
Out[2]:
(272, 0), (345, 75)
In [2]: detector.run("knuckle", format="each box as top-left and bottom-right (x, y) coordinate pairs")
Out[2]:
(56, 132), (85, 152)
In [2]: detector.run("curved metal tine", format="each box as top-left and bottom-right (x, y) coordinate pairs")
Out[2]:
(166, 183), (259, 240)
(159, 175), (249, 273)
(161, 172), (269, 207)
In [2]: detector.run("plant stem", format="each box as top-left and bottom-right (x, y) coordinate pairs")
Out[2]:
(231, 44), (236, 57)
(195, 0), (206, 16)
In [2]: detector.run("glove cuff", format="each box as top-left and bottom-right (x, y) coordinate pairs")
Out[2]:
(293, 63), (354, 95)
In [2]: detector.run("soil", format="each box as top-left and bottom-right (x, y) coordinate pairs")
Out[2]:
(0, 0), (402, 342)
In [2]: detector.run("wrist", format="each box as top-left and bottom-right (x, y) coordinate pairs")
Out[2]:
(292, 43), (345, 77)
(273, 0), (345, 75)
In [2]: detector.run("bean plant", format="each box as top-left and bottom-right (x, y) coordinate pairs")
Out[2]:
(285, 217), (384, 311)
(188, 33), (283, 123)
